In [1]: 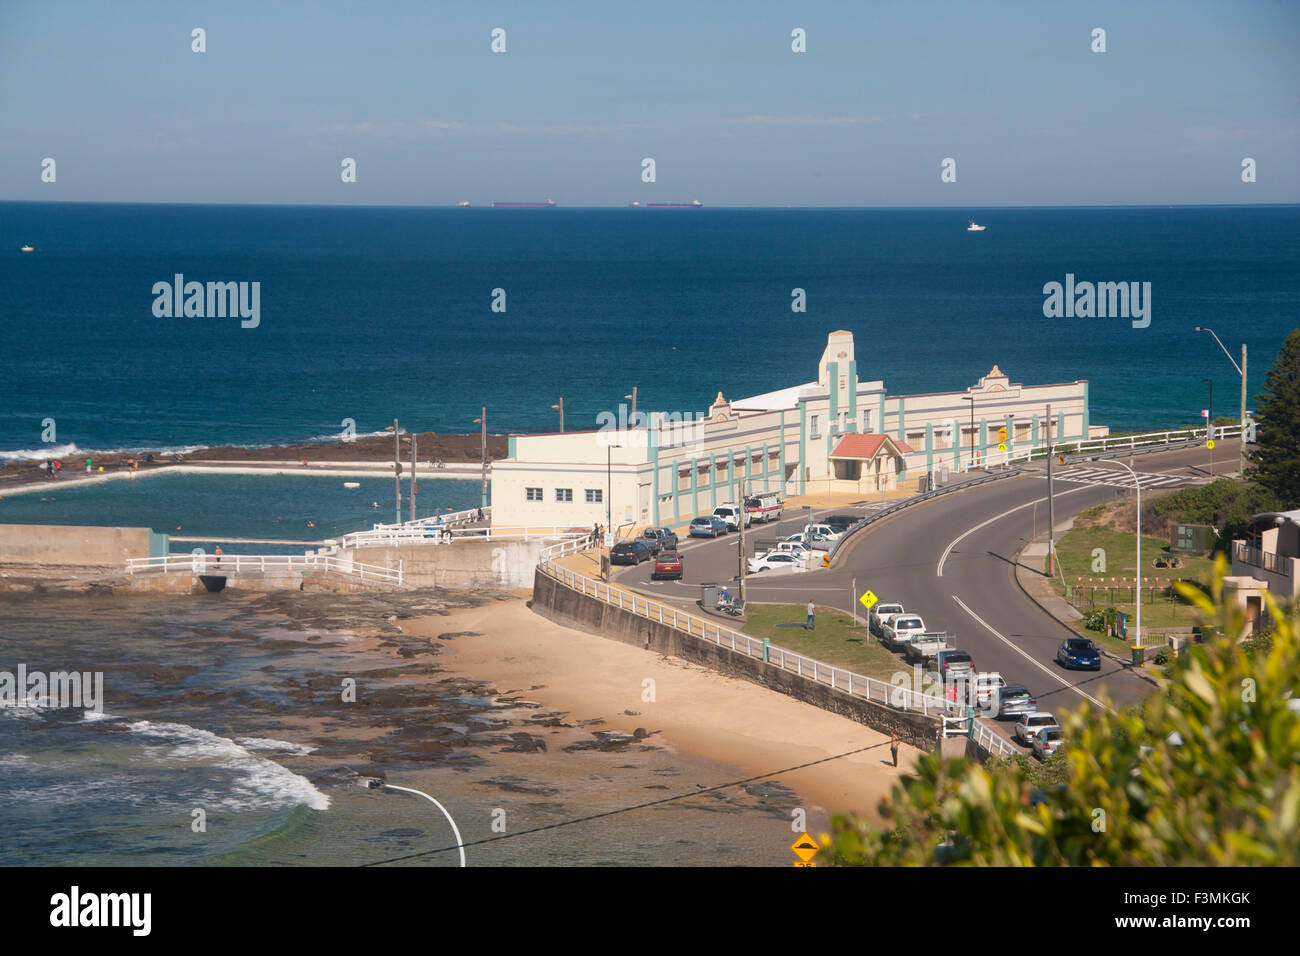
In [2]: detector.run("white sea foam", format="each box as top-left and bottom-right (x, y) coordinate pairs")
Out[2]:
(236, 736), (317, 756)
(124, 720), (330, 811)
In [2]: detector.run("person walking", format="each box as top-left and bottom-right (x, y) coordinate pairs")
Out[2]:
(890, 731), (900, 768)
(52, 459), (61, 479)
(85, 457), (92, 474)
(214, 545), (223, 565)
(805, 599), (816, 630)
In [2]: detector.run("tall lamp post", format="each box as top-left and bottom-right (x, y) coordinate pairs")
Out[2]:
(473, 408), (487, 509)
(1094, 459), (1142, 653)
(551, 397), (564, 432)
(624, 387), (638, 425)
(1194, 327), (1247, 476)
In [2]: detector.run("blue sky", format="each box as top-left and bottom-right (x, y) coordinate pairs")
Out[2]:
(1, 0), (1296, 206)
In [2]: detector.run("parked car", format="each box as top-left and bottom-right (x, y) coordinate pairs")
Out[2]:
(610, 540), (653, 565)
(770, 541), (810, 559)
(804, 523), (843, 542)
(995, 684), (1037, 720)
(785, 531), (835, 551)
(823, 514), (860, 533)
(744, 495), (783, 523)
(1056, 637), (1102, 670)
(869, 603), (906, 637)
(1013, 712), (1061, 746)
(641, 527), (679, 553)
(689, 515), (728, 538)
(883, 615), (926, 650)
(651, 550), (683, 580)
(1032, 726), (1065, 760)
(747, 551), (806, 573)
(712, 502), (751, 531)
(974, 672), (1007, 711)
(903, 634), (949, 664)
(936, 649), (976, 683)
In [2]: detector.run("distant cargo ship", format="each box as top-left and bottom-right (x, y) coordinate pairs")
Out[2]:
(491, 199), (556, 208)
(646, 200), (703, 208)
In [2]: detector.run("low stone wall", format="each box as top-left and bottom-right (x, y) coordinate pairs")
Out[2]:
(0, 524), (161, 566)
(349, 537), (551, 589)
(531, 568), (942, 751)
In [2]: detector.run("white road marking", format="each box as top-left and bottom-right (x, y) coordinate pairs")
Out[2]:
(951, 594), (1113, 714)
(936, 485), (1092, 577)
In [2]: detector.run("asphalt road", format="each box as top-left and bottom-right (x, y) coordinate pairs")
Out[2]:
(615, 439), (1240, 729)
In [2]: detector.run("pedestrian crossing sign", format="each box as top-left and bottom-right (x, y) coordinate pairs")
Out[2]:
(1206, 440), (1215, 449)
(859, 590), (878, 610)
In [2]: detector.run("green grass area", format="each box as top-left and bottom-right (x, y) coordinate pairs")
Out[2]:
(741, 604), (905, 682)
(1049, 525), (1214, 648)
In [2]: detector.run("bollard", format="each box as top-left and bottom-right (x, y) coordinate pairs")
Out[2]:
(762, 637), (770, 663)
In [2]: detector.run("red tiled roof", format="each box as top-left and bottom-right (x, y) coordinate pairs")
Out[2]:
(829, 434), (913, 459)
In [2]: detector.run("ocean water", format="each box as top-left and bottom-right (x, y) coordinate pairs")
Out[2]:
(0, 472), (482, 546)
(2, 203), (1297, 457)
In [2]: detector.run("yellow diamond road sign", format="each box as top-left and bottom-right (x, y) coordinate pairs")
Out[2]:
(791, 835), (819, 862)
(1207, 439), (1216, 449)
(997, 442), (1007, 452)
(859, 590), (878, 610)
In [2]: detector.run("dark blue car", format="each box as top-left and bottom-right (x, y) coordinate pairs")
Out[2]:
(1056, 637), (1102, 670)
(689, 516), (727, 538)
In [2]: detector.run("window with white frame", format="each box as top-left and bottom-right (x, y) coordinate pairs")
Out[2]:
(556, 488), (573, 502)
(585, 489), (602, 503)
(525, 487), (542, 502)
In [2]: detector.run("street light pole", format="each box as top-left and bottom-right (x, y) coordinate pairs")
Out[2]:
(1194, 327), (1248, 477)
(624, 387), (638, 425)
(962, 396), (975, 470)
(1046, 403), (1055, 576)
(1095, 459), (1141, 652)
(551, 397), (564, 432)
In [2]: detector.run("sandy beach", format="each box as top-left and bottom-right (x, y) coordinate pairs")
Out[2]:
(404, 595), (918, 822)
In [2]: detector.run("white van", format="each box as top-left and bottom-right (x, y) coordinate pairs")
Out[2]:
(744, 495), (783, 523)
(713, 502), (751, 531)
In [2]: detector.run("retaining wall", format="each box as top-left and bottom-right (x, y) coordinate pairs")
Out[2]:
(0, 524), (165, 566)
(350, 538), (550, 589)
(531, 568), (942, 751)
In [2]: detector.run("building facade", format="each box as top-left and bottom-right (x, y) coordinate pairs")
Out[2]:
(491, 331), (1099, 531)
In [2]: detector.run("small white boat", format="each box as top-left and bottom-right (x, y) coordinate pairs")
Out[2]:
(966, 222), (986, 232)
(343, 481), (360, 489)
(20, 244), (34, 252)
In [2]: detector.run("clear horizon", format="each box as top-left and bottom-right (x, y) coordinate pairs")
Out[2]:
(2, 1), (1297, 207)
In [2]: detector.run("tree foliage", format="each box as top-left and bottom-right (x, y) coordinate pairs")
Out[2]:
(820, 556), (1300, 865)
(1250, 327), (1300, 507)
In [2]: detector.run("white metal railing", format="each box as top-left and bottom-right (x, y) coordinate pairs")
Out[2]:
(971, 718), (1019, 757)
(1001, 424), (1242, 469)
(535, 540), (962, 721)
(341, 524), (582, 549)
(367, 506), (489, 533)
(125, 553), (405, 586)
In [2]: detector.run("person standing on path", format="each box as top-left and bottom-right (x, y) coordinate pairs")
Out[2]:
(890, 731), (900, 768)
(85, 457), (92, 474)
(805, 599), (816, 630)
(214, 545), (223, 565)
(52, 459), (61, 479)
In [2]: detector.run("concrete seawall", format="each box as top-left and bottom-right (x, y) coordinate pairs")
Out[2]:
(531, 568), (944, 751)
(0, 524), (168, 566)
(349, 538), (551, 589)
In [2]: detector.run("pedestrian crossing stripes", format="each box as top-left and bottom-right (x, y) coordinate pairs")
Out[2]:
(1053, 466), (1199, 490)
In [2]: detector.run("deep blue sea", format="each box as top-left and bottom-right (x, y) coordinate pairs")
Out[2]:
(1, 203), (1297, 456)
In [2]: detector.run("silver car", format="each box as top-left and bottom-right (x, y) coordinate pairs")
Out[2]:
(1032, 727), (1065, 760)
(1013, 712), (1060, 746)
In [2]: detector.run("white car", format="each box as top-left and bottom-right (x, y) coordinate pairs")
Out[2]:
(770, 541), (811, 560)
(747, 551), (806, 573)
(1013, 712), (1060, 746)
(713, 503), (751, 531)
(869, 603), (906, 637)
(785, 531), (835, 551)
(883, 615), (926, 649)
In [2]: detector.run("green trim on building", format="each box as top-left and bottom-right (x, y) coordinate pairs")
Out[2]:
(798, 402), (807, 495)
(1082, 382), (1090, 438)
(650, 431), (660, 525)
(827, 361), (839, 424)
(691, 456), (699, 515)
(877, 393), (886, 435)
(847, 360), (858, 428)
(897, 397), (906, 440)
(507, 435), (516, 458)
(925, 423), (934, 472)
